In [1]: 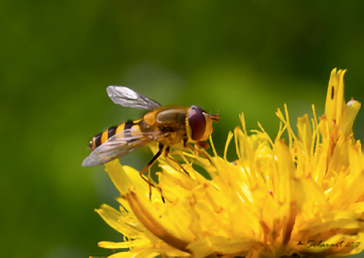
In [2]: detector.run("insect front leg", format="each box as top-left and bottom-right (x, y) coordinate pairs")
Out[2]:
(196, 141), (209, 149)
(187, 144), (213, 165)
(164, 146), (190, 176)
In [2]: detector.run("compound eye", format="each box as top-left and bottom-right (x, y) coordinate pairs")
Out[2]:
(188, 105), (206, 141)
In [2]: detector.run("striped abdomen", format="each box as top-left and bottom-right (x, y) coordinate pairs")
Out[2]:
(89, 120), (144, 151)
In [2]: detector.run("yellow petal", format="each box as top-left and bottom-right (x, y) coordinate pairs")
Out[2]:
(98, 239), (150, 249)
(325, 68), (347, 124)
(95, 204), (144, 237)
(340, 99), (361, 137)
(126, 191), (190, 253)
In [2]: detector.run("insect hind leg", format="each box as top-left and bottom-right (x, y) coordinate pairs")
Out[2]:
(140, 143), (165, 202)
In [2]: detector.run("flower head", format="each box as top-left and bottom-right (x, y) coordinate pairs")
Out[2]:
(94, 69), (364, 258)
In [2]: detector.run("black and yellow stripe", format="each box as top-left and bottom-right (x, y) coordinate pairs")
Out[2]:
(89, 120), (145, 151)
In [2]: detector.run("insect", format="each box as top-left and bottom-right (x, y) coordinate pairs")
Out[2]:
(82, 86), (219, 182)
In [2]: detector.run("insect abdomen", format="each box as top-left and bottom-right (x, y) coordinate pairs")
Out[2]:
(89, 120), (145, 151)
(89, 125), (120, 151)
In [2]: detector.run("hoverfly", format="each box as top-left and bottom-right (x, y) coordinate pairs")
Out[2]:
(82, 86), (219, 181)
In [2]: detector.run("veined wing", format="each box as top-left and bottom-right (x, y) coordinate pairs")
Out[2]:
(82, 129), (165, 167)
(107, 86), (161, 110)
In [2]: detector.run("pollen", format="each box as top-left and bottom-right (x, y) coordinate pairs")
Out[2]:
(93, 69), (364, 258)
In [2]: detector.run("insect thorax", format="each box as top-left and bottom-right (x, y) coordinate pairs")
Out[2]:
(154, 108), (188, 146)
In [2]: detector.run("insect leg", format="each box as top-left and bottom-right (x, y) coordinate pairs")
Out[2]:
(187, 144), (213, 165)
(164, 146), (190, 176)
(140, 143), (164, 201)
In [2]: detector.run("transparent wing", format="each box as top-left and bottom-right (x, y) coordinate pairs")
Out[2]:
(82, 129), (165, 167)
(107, 86), (162, 110)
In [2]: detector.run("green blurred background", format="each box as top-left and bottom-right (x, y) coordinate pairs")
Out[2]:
(2, 1), (364, 257)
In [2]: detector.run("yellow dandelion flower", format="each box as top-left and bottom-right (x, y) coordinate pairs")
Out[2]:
(94, 68), (364, 258)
